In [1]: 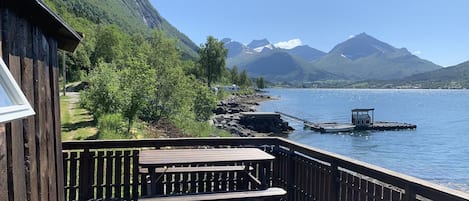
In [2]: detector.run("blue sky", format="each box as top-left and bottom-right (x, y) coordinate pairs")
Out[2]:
(150, 0), (469, 67)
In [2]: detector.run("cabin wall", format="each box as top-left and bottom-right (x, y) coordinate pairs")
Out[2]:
(0, 8), (64, 201)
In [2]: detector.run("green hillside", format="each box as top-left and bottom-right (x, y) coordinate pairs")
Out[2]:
(399, 61), (469, 88)
(45, 0), (198, 59)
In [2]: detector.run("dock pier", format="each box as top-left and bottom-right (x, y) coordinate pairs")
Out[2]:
(275, 111), (313, 124)
(276, 109), (416, 133)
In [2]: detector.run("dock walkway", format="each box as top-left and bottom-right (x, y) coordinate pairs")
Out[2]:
(275, 111), (313, 124)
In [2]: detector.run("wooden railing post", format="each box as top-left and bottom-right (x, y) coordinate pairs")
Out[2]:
(78, 149), (92, 201)
(286, 147), (295, 201)
(132, 150), (139, 200)
(329, 160), (340, 201)
(404, 184), (416, 201)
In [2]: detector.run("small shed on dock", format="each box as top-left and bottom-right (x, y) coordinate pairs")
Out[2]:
(0, 0), (82, 201)
(352, 108), (374, 128)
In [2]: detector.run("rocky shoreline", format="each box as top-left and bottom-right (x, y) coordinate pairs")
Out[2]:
(212, 94), (294, 137)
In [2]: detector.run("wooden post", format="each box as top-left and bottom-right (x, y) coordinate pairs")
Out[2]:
(404, 184), (416, 201)
(62, 51), (65, 96)
(132, 150), (139, 200)
(78, 149), (92, 201)
(287, 148), (295, 201)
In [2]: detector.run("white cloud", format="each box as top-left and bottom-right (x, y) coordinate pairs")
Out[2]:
(348, 35), (355, 38)
(274, 38), (302, 49)
(413, 50), (422, 55)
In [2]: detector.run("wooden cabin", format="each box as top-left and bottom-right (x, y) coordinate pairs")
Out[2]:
(351, 108), (374, 128)
(0, 0), (81, 201)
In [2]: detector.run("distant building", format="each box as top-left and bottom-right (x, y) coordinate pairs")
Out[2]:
(222, 84), (240, 92)
(212, 84), (240, 94)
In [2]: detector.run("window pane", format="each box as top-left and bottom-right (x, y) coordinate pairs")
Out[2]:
(0, 84), (13, 107)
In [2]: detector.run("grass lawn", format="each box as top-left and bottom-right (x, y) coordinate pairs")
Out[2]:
(59, 91), (231, 140)
(60, 93), (98, 140)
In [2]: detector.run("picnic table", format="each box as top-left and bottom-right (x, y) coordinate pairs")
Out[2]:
(139, 148), (275, 196)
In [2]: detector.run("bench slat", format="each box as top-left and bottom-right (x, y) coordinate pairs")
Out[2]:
(140, 165), (251, 174)
(139, 187), (286, 201)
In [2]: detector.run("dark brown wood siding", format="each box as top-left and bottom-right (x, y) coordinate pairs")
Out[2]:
(0, 8), (64, 201)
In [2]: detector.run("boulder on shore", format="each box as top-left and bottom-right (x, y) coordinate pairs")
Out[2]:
(212, 94), (294, 137)
(239, 112), (294, 134)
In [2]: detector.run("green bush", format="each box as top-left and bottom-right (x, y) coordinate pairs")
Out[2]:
(97, 113), (128, 139)
(175, 120), (231, 137)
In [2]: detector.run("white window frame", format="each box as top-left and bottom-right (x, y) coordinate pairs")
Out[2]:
(0, 58), (35, 123)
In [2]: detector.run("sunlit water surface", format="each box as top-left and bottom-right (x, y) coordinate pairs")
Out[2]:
(258, 88), (469, 192)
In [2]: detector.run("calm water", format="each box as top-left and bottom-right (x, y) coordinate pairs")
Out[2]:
(258, 88), (469, 192)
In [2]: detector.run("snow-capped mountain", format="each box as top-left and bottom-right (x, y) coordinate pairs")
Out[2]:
(223, 33), (442, 82)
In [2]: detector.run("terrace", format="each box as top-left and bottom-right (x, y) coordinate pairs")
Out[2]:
(62, 137), (469, 201)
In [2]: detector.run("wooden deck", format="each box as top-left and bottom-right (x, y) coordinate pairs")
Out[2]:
(61, 138), (469, 201)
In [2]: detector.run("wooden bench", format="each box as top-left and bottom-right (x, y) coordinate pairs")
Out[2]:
(139, 187), (287, 201)
(139, 165), (258, 195)
(139, 165), (252, 174)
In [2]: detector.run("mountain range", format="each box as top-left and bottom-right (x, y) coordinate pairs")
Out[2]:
(49, 0), (469, 87)
(225, 33), (442, 82)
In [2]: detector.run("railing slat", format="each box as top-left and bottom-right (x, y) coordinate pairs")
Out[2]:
(132, 150), (139, 200)
(366, 180), (375, 201)
(105, 151), (113, 198)
(391, 189), (401, 201)
(383, 187), (392, 201)
(114, 151), (122, 198)
(62, 152), (69, 201)
(359, 177), (368, 201)
(96, 151), (105, 199)
(123, 150), (131, 199)
(69, 152), (78, 201)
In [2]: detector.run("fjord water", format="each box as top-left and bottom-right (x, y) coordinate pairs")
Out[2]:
(258, 88), (469, 192)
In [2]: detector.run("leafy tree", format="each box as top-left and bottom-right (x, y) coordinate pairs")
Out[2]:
(92, 25), (126, 64)
(238, 69), (251, 88)
(80, 62), (123, 118)
(193, 82), (217, 121)
(143, 31), (193, 121)
(198, 36), (228, 87)
(121, 55), (155, 134)
(230, 66), (239, 85)
(256, 77), (266, 89)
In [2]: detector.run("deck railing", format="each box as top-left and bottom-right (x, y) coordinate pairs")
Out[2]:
(62, 137), (469, 201)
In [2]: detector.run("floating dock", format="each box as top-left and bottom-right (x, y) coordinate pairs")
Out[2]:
(371, 121), (417, 130)
(303, 121), (416, 132)
(304, 122), (356, 133)
(277, 109), (417, 133)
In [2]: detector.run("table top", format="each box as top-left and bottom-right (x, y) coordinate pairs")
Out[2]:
(139, 148), (274, 167)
